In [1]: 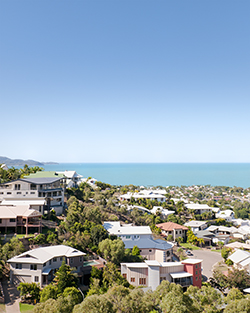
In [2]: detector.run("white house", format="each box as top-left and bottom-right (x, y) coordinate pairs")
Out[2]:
(56, 171), (83, 188)
(120, 190), (166, 203)
(8, 245), (86, 285)
(103, 221), (173, 262)
(185, 204), (215, 215)
(184, 221), (207, 233)
(121, 259), (203, 290)
(228, 249), (250, 272)
(151, 206), (175, 217)
(215, 210), (235, 222)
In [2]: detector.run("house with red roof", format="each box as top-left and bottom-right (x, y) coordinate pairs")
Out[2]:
(156, 222), (188, 242)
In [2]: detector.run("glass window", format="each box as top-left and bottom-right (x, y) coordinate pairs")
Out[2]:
(30, 264), (37, 270)
(53, 258), (57, 262)
(131, 277), (135, 282)
(122, 274), (127, 279)
(35, 276), (39, 282)
(43, 263), (46, 267)
(139, 278), (146, 285)
(10, 218), (16, 223)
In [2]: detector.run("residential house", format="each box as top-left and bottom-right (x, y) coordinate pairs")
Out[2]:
(103, 221), (173, 262)
(121, 259), (203, 290)
(151, 206), (175, 217)
(8, 245), (86, 285)
(184, 221), (207, 233)
(185, 204), (215, 215)
(228, 249), (250, 272)
(120, 190), (166, 202)
(0, 205), (42, 234)
(215, 210), (235, 222)
(156, 222), (188, 242)
(56, 171), (83, 188)
(0, 175), (65, 215)
(1, 199), (47, 215)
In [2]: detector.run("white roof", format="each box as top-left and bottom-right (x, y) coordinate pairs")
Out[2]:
(0, 205), (42, 218)
(185, 204), (213, 211)
(229, 250), (250, 264)
(206, 226), (219, 232)
(1, 199), (46, 206)
(56, 171), (83, 179)
(181, 259), (202, 264)
(8, 245), (85, 264)
(145, 260), (161, 266)
(225, 242), (250, 250)
(103, 221), (152, 235)
(122, 262), (148, 268)
(170, 271), (193, 279)
(185, 221), (207, 227)
(239, 257), (250, 267)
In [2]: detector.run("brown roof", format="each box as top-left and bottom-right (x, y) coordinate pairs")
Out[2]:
(156, 222), (188, 231)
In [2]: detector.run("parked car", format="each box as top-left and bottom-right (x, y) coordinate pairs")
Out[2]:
(186, 250), (193, 256)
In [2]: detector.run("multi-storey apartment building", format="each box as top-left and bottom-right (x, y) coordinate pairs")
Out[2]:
(0, 176), (65, 215)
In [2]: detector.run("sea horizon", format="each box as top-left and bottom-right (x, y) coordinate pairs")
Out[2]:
(43, 163), (250, 188)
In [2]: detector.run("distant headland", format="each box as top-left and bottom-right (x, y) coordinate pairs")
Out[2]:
(0, 156), (58, 167)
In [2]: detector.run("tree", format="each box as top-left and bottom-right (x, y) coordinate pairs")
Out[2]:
(221, 247), (231, 261)
(40, 284), (58, 302)
(224, 298), (250, 313)
(185, 285), (223, 313)
(18, 282), (41, 302)
(132, 245), (140, 256)
(73, 294), (114, 313)
(98, 238), (125, 265)
(62, 287), (82, 304)
(226, 288), (244, 303)
(53, 261), (78, 295)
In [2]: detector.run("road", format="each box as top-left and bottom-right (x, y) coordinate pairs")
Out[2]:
(188, 249), (223, 281)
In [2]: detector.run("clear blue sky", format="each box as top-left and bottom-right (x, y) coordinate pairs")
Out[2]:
(1, 0), (250, 163)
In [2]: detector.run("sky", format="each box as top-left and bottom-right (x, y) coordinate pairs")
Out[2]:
(1, 0), (250, 163)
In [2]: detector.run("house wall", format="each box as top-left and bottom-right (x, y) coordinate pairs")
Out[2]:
(183, 262), (202, 288)
(125, 267), (148, 287)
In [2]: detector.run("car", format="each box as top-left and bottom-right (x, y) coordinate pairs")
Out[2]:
(186, 250), (193, 256)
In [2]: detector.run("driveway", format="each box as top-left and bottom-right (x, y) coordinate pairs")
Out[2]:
(2, 281), (20, 313)
(188, 249), (223, 281)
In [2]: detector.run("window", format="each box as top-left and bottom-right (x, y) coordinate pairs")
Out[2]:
(60, 257), (63, 261)
(70, 258), (73, 264)
(149, 249), (152, 252)
(131, 277), (135, 282)
(10, 218), (16, 223)
(16, 263), (22, 269)
(43, 263), (46, 267)
(196, 265), (198, 269)
(79, 257), (82, 262)
(0, 192), (3, 195)
(196, 271), (198, 275)
(31, 192), (35, 194)
(49, 260), (52, 265)
(122, 274), (127, 279)
(34, 276), (39, 282)
(53, 258), (57, 262)
(125, 235), (131, 239)
(30, 184), (37, 190)
(30, 264), (37, 270)
(17, 192), (21, 194)
(196, 276), (198, 281)
(139, 278), (146, 285)
(15, 184), (20, 190)
(7, 192), (12, 195)
(0, 219), (2, 224)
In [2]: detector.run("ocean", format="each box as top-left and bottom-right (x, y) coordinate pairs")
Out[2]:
(43, 163), (250, 188)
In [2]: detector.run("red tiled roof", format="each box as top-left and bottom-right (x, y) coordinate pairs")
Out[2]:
(156, 222), (188, 231)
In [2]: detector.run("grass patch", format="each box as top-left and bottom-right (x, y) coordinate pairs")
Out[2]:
(181, 243), (201, 250)
(211, 249), (222, 253)
(19, 303), (34, 313)
(0, 304), (5, 312)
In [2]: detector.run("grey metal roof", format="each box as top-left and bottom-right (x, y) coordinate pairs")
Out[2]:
(124, 237), (173, 250)
(22, 177), (63, 184)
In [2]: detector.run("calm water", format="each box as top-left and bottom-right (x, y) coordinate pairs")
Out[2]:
(43, 163), (250, 188)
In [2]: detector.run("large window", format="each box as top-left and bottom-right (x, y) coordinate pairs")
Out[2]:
(131, 277), (135, 282)
(34, 276), (39, 282)
(15, 263), (22, 269)
(139, 278), (146, 285)
(10, 218), (16, 223)
(15, 184), (20, 190)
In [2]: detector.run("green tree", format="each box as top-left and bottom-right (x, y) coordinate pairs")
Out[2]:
(73, 294), (114, 313)
(18, 282), (41, 302)
(40, 284), (58, 302)
(221, 247), (231, 261)
(98, 238), (125, 265)
(224, 298), (250, 313)
(53, 261), (78, 295)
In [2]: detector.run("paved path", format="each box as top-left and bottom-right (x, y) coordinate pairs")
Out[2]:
(2, 281), (20, 313)
(188, 249), (223, 281)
